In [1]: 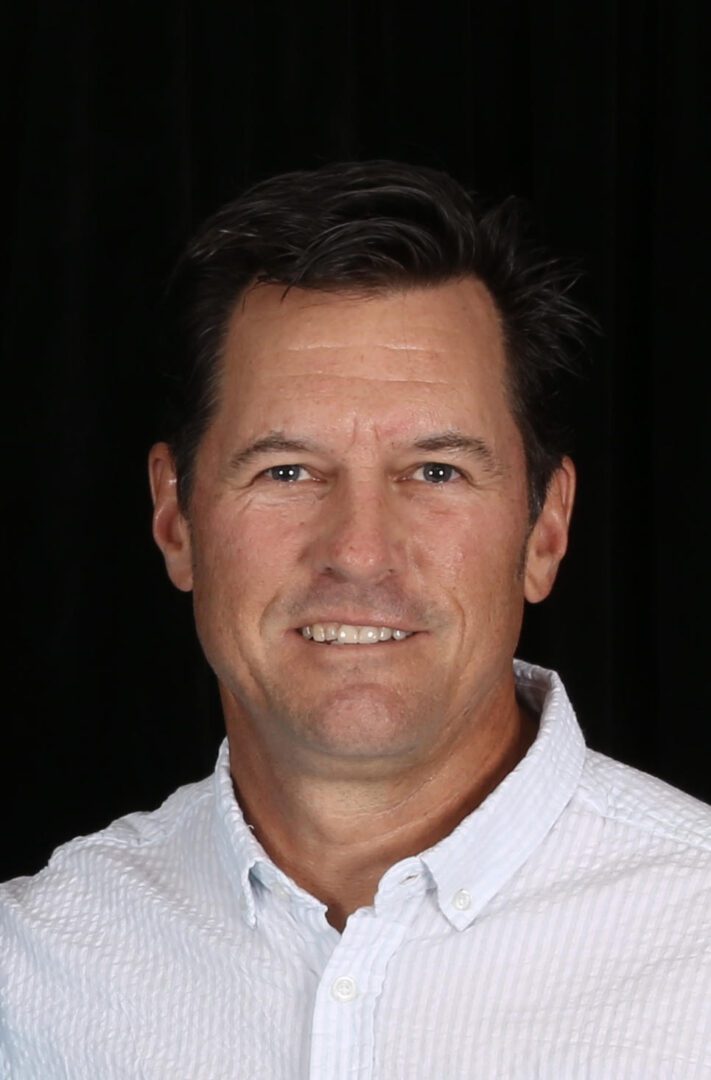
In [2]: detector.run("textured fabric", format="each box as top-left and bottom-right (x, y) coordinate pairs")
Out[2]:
(2, 660), (710, 1078)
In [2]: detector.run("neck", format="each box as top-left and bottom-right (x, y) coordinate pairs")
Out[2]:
(224, 687), (538, 932)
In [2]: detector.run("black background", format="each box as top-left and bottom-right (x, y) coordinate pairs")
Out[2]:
(4, 0), (709, 881)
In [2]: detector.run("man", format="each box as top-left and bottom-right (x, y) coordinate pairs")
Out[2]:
(2, 161), (709, 1078)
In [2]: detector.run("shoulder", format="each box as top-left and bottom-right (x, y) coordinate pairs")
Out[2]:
(0, 772), (247, 1076)
(0, 773), (215, 936)
(576, 748), (711, 855)
(546, 746), (711, 923)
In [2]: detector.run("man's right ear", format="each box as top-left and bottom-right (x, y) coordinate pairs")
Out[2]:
(148, 443), (193, 592)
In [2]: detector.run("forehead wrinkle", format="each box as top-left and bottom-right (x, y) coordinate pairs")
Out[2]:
(259, 371), (452, 387)
(278, 342), (456, 353)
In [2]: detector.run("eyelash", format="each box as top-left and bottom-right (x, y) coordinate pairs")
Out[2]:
(263, 463), (463, 485)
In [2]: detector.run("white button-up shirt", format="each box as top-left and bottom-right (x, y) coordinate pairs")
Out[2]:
(2, 661), (710, 1078)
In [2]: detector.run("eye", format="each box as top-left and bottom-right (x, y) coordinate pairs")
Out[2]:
(265, 464), (309, 483)
(413, 462), (461, 484)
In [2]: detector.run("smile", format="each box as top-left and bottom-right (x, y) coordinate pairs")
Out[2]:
(300, 623), (414, 644)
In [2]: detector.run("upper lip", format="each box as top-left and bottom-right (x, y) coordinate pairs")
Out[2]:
(294, 616), (418, 631)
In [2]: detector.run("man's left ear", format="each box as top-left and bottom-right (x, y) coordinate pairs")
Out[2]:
(523, 457), (576, 604)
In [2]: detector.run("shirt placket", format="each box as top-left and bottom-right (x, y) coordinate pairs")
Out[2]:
(307, 882), (424, 1079)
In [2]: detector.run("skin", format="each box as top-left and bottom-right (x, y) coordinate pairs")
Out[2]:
(150, 279), (575, 931)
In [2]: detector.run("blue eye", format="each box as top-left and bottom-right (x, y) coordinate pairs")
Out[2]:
(267, 465), (305, 483)
(418, 462), (458, 483)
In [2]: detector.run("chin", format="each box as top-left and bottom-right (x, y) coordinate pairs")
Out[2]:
(282, 684), (430, 762)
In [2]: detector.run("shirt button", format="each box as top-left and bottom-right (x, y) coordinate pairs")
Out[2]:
(331, 975), (358, 1002)
(452, 888), (471, 911)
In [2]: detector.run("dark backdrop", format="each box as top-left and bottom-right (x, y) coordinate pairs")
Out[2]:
(4, 0), (709, 881)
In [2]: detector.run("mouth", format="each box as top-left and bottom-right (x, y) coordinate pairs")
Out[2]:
(298, 622), (416, 645)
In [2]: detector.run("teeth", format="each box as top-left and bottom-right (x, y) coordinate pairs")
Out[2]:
(301, 623), (413, 644)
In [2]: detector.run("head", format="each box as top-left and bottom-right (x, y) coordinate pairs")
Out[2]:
(150, 161), (583, 774)
(161, 160), (587, 523)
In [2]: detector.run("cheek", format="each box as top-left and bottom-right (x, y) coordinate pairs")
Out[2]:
(192, 503), (307, 617)
(416, 504), (519, 568)
(414, 507), (526, 610)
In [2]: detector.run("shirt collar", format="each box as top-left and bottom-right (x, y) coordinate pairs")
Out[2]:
(212, 743), (327, 929)
(212, 660), (586, 931)
(212, 746), (263, 928)
(420, 659), (586, 929)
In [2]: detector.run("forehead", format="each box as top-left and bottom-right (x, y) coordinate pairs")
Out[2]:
(213, 279), (516, 444)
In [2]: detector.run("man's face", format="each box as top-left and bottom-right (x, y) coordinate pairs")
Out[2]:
(152, 280), (572, 773)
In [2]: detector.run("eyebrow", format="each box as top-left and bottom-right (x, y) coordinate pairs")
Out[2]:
(228, 434), (323, 472)
(228, 428), (503, 475)
(410, 431), (503, 475)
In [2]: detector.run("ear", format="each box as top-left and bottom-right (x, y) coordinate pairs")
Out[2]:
(524, 457), (576, 604)
(148, 442), (193, 592)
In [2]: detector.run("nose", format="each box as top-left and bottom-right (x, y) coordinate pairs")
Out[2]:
(310, 476), (405, 585)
